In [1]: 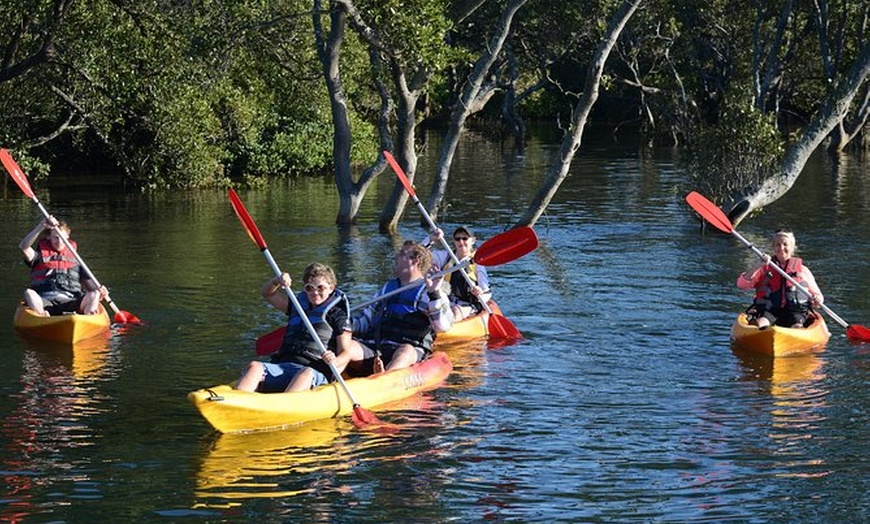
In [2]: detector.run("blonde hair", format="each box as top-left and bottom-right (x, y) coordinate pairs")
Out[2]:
(400, 240), (433, 273)
(773, 229), (797, 252)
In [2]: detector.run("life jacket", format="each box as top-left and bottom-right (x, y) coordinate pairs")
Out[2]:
(754, 257), (809, 312)
(29, 239), (82, 295)
(273, 289), (349, 369)
(443, 257), (478, 304)
(368, 279), (434, 351)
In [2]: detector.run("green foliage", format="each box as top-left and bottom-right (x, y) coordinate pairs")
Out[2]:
(0, 0), (866, 192)
(359, 0), (456, 72)
(690, 87), (784, 200)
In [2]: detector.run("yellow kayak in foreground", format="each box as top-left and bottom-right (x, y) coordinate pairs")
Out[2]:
(188, 352), (453, 433)
(13, 303), (111, 344)
(730, 312), (830, 357)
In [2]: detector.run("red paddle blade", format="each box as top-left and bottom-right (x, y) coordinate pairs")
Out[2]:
(847, 324), (870, 343)
(489, 313), (522, 339)
(475, 226), (539, 266)
(685, 191), (734, 234)
(351, 406), (398, 434)
(228, 189), (268, 250)
(383, 151), (417, 197)
(255, 326), (286, 355)
(0, 149), (36, 199)
(114, 310), (143, 325)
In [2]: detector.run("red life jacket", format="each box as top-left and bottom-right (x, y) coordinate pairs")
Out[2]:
(754, 257), (809, 312)
(29, 239), (83, 295)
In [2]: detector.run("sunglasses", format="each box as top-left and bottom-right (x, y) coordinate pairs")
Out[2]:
(304, 283), (331, 293)
(453, 236), (470, 241)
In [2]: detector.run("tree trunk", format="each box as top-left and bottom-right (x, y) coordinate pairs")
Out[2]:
(314, 1), (359, 225)
(727, 44), (870, 225)
(424, 0), (529, 224)
(501, 46), (527, 153)
(378, 64), (423, 233)
(516, 0), (643, 227)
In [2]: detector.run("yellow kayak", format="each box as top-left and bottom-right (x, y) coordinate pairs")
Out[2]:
(13, 303), (111, 344)
(188, 351), (453, 434)
(730, 312), (830, 357)
(436, 300), (503, 342)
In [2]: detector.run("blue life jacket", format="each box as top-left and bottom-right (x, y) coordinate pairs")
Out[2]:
(367, 279), (434, 351)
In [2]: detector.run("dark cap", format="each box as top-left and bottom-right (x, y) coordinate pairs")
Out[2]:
(453, 225), (475, 238)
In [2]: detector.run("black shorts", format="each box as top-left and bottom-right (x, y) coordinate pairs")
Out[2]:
(41, 293), (84, 316)
(347, 341), (427, 376)
(748, 305), (807, 328)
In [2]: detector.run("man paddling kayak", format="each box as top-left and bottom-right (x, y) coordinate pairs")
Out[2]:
(349, 241), (453, 374)
(20, 217), (107, 317)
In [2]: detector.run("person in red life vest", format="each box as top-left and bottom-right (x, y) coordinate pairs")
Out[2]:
(19, 218), (107, 317)
(235, 263), (363, 392)
(428, 226), (492, 321)
(736, 229), (824, 329)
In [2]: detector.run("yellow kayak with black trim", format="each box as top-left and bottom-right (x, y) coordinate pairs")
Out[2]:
(188, 351), (453, 434)
(13, 303), (111, 344)
(730, 312), (830, 357)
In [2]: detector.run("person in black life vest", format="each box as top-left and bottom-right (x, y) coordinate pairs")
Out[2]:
(428, 225), (492, 321)
(348, 240), (453, 375)
(20, 217), (107, 317)
(236, 263), (363, 392)
(736, 229), (824, 329)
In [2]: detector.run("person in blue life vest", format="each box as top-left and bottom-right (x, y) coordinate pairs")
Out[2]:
(235, 263), (363, 392)
(427, 226), (492, 321)
(347, 240), (453, 375)
(20, 217), (107, 317)
(736, 229), (824, 329)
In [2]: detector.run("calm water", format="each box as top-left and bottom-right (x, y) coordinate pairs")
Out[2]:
(1, 136), (869, 523)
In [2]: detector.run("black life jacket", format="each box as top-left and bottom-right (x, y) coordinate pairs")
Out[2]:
(443, 257), (479, 303)
(29, 239), (82, 295)
(273, 289), (349, 370)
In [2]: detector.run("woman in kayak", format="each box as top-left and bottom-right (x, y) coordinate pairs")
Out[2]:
(427, 226), (492, 321)
(236, 263), (362, 392)
(737, 229), (824, 329)
(20, 217), (106, 317)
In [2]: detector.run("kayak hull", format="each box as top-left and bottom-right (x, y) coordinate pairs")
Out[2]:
(13, 303), (111, 344)
(188, 352), (453, 433)
(730, 312), (830, 357)
(436, 300), (503, 342)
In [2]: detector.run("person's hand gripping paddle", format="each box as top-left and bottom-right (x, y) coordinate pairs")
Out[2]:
(228, 189), (392, 429)
(686, 191), (870, 343)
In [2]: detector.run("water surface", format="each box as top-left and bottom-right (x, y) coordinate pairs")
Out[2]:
(1, 137), (868, 522)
